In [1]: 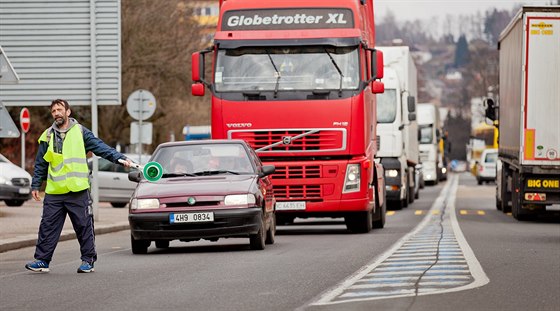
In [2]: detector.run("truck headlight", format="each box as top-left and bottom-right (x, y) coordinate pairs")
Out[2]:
(225, 194), (256, 205)
(343, 164), (361, 193)
(385, 169), (399, 178)
(130, 198), (160, 210)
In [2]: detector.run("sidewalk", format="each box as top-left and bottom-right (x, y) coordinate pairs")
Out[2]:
(0, 199), (129, 253)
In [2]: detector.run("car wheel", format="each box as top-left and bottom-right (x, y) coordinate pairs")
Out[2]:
(265, 214), (276, 245)
(249, 217), (266, 250)
(155, 240), (170, 249)
(131, 235), (150, 254)
(111, 202), (127, 208)
(4, 200), (24, 207)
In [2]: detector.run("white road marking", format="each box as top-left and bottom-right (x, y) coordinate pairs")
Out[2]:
(310, 174), (489, 306)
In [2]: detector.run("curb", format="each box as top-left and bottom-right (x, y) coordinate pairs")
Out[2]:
(0, 222), (130, 253)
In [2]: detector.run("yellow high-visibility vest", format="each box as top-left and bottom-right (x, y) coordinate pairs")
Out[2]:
(38, 125), (89, 194)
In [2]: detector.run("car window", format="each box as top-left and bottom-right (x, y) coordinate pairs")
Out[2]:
(485, 152), (498, 163)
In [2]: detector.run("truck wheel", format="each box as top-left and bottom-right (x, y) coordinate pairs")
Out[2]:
(373, 188), (386, 229)
(500, 166), (512, 213)
(345, 210), (372, 233)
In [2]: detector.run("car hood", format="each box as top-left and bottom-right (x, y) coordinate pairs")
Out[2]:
(134, 174), (258, 199)
(0, 163), (32, 180)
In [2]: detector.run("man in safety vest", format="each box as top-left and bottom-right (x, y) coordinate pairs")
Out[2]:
(25, 99), (133, 273)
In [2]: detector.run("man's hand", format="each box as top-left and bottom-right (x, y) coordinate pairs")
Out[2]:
(32, 190), (41, 201)
(120, 158), (132, 168)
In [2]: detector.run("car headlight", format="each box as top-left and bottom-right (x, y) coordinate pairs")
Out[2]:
(224, 194), (256, 205)
(343, 164), (361, 193)
(0, 176), (10, 185)
(385, 169), (399, 178)
(130, 198), (160, 210)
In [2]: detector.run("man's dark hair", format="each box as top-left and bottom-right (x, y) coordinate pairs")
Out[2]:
(50, 99), (70, 110)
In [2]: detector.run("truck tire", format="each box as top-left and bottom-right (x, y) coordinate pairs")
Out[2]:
(373, 187), (386, 229)
(500, 166), (512, 213)
(345, 210), (372, 233)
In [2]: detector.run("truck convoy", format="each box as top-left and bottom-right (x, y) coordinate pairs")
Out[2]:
(485, 6), (560, 220)
(417, 103), (442, 185)
(375, 46), (419, 208)
(191, 0), (387, 232)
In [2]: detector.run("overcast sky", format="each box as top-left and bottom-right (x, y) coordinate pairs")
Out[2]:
(375, 0), (553, 22)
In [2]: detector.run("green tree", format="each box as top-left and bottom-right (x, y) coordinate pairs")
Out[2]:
(454, 34), (470, 68)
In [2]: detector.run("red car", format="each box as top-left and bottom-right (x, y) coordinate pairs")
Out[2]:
(127, 140), (276, 254)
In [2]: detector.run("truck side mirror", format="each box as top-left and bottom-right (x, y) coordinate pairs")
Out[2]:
(192, 83), (205, 96)
(408, 112), (416, 121)
(484, 98), (497, 121)
(372, 81), (384, 94)
(407, 96), (416, 112)
(371, 49), (384, 80)
(192, 52), (203, 82)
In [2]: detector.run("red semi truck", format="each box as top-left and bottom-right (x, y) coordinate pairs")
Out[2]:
(191, 0), (386, 232)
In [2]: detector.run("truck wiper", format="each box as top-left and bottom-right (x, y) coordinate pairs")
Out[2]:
(324, 48), (344, 97)
(266, 50), (281, 98)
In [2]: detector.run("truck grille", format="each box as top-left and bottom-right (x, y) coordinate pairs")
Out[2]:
(229, 128), (346, 153)
(272, 164), (321, 179)
(273, 184), (322, 200)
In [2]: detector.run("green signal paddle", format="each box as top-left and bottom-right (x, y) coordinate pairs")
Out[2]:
(119, 159), (163, 182)
(143, 161), (163, 182)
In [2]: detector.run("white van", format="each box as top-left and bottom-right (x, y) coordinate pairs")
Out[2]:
(476, 149), (498, 185)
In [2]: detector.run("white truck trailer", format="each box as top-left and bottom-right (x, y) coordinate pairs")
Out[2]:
(376, 46), (419, 208)
(485, 6), (560, 220)
(417, 103), (442, 185)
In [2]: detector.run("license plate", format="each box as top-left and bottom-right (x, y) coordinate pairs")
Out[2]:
(169, 212), (214, 224)
(19, 188), (30, 194)
(276, 201), (306, 211)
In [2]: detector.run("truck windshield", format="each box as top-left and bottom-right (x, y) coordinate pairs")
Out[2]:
(215, 46), (359, 92)
(419, 125), (433, 144)
(376, 89), (397, 123)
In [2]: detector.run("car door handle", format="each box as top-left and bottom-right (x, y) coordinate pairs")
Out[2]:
(113, 177), (120, 180)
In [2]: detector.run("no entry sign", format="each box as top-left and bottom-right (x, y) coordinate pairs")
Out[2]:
(20, 108), (30, 133)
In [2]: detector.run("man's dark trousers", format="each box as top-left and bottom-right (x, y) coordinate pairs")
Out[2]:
(34, 190), (97, 263)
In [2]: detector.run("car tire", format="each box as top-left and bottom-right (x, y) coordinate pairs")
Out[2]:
(265, 214), (276, 245)
(155, 240), (170, 249)
(111, 202), (127, 208)
(131, 235), (150, 254)
(249, 217), (266, 250)
(4, 200), (24, 207)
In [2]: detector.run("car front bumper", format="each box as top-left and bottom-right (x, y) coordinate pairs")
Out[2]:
(0, 184), (32, 201)
(129, 208), (263, 241)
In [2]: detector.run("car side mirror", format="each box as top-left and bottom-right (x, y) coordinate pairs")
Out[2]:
(128, 171), (142, 183)
(259, 165), (275, 178)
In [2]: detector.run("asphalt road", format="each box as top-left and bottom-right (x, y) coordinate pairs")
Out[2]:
(1, 173), (559, 311)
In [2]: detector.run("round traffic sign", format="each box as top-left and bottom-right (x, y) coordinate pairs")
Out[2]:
(126, 89), (156, 121)
(20, 108), (30, 133)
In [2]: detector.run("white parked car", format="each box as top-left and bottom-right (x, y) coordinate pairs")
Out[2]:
(88, 153), (151, 208)
(476, 149), (498, 185)
(0, 153), (32, 206)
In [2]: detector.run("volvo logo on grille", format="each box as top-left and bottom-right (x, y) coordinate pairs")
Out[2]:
(282, 136), (292, 145)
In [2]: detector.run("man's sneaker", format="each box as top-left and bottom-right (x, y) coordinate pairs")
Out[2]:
(25, 260), (50, 272)
(77, 261), (94, 273)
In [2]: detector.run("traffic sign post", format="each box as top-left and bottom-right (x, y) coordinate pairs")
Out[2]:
(127, 89), (156, 160)
(20, 108), (30, 169)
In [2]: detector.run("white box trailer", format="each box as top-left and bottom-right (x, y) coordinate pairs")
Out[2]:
(486, 6), (560, 220)
(376, 46), (419, 208)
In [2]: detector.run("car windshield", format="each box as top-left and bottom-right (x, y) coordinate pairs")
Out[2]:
(152, 143), (255, 177)
(376, 89), (397, 123)
(485, 152), (498, 163)
(214, 45), (359, 92)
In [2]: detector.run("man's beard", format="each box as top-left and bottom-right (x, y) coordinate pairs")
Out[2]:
(54, 116), (66, 126)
